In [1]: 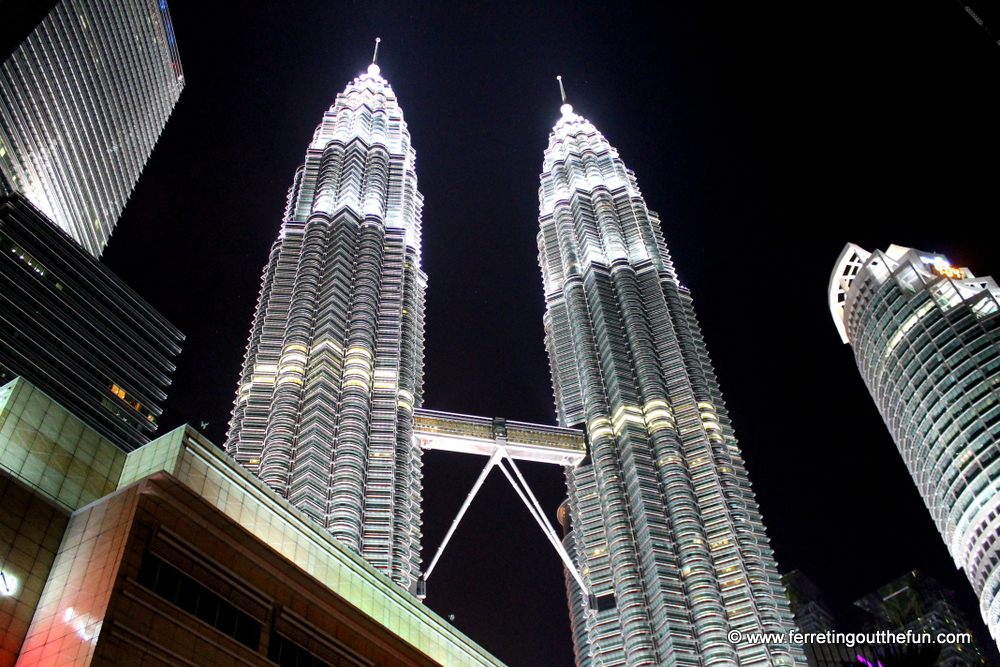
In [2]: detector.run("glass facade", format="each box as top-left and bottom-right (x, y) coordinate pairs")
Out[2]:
(0, 194), (184, 451)
(0, 0), (184, 257)
(538, 105), (802, 666)
(830, 243), (1000, 643)
(226, 64), (425, 592)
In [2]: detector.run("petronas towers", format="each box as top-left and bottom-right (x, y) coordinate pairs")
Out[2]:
(226, 58), (801, 666)
(540, 104), (800, 666)
(226, 61), (425, 592)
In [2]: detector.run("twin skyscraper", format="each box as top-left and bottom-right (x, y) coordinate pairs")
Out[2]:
(224, 56), (803, 666)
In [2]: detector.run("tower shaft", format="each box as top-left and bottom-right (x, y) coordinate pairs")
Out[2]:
(227, 67), (425, 590)
(539, 108), (801, 666)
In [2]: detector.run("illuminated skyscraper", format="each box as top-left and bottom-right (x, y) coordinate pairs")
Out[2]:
(226, 60), (425, 592)
(830, 243), (1000, 643)
(0, 0), (184, 256)
(538, 100), (802, 666)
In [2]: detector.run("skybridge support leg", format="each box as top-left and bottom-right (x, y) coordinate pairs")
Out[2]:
(422, 447), (503, 585)
(419, 444), (590, 602)
(495, 453), (589, 596)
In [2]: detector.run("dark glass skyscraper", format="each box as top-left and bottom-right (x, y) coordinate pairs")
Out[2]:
(830, 243), (1000, 645)
(226, 63), (425, 592)
(856, 571), (986, 666)
(0, 0), (184, 256)
(538, 102), (801, 666)
(0, 193), (183, 451)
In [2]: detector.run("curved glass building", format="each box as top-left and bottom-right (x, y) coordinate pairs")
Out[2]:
(539, 103), (801, 667)
(830, 243), (1000, 642)
(0, 0), (184, 257)
(226, 63), (425, 592)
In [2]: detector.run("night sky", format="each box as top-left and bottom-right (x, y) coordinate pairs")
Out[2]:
(100, 2), (1000, 665)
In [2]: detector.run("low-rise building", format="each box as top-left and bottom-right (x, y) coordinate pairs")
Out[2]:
(0, 377), (507, 667)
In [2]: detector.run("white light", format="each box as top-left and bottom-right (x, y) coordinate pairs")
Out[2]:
(367, 64), (380, 76)
(63, 606), (100, 643)
(0, 571), (16, 596)
(920, 255), (950, 267)
(560, 103), (573, 116)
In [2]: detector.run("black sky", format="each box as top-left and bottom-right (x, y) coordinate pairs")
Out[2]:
(101, 1), (1000, 665)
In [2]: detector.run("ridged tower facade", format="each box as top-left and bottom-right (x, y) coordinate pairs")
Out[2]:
(226, 62), (425, 591)
(538, 103), (802, 667)
(830, 244), (1000, 642)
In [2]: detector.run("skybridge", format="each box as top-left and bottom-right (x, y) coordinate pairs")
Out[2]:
(411, 409), (594, 602)
(413, 409), (586, 466)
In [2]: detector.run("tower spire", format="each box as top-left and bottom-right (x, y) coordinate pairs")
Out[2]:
(368, 38), (382, 76)
(556, 75), (572, 116)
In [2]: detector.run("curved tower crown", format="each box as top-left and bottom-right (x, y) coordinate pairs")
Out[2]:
(227, 63), (426, 591)
(538, 100), (802, 666)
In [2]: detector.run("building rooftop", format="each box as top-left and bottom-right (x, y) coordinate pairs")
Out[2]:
(0, 377), (508, 666)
